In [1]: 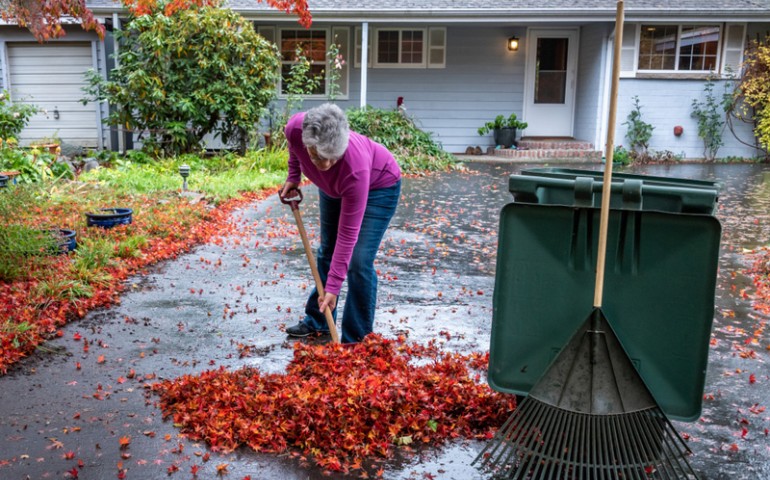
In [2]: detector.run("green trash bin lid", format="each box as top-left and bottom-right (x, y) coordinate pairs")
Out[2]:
(510, 168), (720, 215)
(488, 202), (721, 421)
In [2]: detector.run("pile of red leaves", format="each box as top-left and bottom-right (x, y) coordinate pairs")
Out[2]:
(152, 334), (517, 474)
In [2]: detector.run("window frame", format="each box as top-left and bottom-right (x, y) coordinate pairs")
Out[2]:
(277, 27), (330, 99)
(373, 27), (428, 69)
(636, 23), (723, 74)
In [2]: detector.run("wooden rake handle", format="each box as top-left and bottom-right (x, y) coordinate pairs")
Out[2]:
(594, 0), (624, 309)
(280, 188), (340, 343)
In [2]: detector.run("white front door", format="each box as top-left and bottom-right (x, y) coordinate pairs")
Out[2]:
(523, 29), (579, 137)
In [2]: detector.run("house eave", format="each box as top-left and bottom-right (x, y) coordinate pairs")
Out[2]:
(82, 6), (770, 24)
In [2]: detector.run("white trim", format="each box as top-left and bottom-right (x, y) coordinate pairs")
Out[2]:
(0, 41), (8, 91)
(330, 26), (350, 99)
(598, 32), (613, 155)
(372, 27), (428, 68)
(277, 27), (330, 99)
(523, 27), (580, 137)
(360, 22), (369, 108)
(720, 23), (746, 77)
(633, 22), (725, 74)
(92, 40), (104, 150)
(427, 27), (447, 68)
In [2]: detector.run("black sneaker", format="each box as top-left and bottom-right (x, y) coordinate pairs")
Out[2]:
(286, 322), (317, 337)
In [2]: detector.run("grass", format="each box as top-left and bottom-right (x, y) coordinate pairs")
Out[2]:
(0, 119), (456, 373)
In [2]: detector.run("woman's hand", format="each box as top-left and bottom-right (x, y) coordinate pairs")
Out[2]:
(281, 181), (300, 200)
(318, 291), (338, 314)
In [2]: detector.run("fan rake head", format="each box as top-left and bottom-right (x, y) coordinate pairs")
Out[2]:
(473, 309), (698, 479)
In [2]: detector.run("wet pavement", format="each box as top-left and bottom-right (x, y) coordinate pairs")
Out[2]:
(0, 162), (769, 479)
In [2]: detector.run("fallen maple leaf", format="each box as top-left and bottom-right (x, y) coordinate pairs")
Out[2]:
(118, 436), (131, 449)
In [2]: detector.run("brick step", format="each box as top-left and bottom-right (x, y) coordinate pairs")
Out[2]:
(517, 139), (595, 150)
(490, 148), (603, 163)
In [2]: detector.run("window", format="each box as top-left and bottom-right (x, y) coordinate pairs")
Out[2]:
(280, 29), (327, 95)
(638, 25), (720, 72)
(355, 27), (445, 69)
(375, 29), (425, 67)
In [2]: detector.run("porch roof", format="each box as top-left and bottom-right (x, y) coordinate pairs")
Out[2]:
(86, 0), (770, 21)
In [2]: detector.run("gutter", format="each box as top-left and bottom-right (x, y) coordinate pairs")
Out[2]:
(84, 6), (770, 23)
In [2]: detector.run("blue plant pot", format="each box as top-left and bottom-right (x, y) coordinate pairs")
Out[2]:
(0, 175), (8, 189)
(86, 208), (133, 228)
(52, 229), (77, 254)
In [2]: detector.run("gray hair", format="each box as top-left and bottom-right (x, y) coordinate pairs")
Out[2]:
(302, 103), (350, 160)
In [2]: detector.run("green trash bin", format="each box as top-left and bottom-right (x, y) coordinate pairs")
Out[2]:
(489, 170), (721, 421)
(510, 167), (721, 215)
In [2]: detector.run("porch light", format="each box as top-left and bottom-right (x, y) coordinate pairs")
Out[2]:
(507, 36), (519, 52)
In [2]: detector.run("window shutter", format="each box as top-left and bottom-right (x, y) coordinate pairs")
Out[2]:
(331, 27), (350, 98)
(354, 27), (372, 68)
(721, 23), (746, 77)
(257, 26), (276, 45)
(620, 23), (637, 77)
(428, 27), (446, 68)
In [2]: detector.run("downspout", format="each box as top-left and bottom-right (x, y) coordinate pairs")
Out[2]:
(92, 41), (104, 150)
(360, 22), (368, 109)
(113, 13), (124, 153)
(598, 27), (613, 157)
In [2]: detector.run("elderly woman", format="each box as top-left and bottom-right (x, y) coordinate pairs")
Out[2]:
(280, 103), (402, 343)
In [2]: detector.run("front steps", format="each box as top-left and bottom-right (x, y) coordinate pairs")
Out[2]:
(486, 138), (603, 163)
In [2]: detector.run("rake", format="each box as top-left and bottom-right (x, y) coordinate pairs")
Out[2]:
(474, 1), (699, 478)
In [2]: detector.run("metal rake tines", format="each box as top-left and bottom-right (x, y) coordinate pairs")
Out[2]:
(473, 401), (698, 479)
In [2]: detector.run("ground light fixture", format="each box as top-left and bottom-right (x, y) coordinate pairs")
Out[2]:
(179, 164), (190, 191)
(507, 36), (519, 51)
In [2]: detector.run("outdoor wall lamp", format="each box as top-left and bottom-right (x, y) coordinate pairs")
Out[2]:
(507, 36), (520, 52)
(53, 107), (60, 120)
(179, 164), (190, 191)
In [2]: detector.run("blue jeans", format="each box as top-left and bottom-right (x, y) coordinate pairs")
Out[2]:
(302, 180), (401, 343)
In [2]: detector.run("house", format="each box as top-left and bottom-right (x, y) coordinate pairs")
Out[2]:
(1, 0), (769, 159)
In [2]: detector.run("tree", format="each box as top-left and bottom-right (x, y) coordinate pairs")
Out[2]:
(83, 3), (280, 156)
(0, 0), (311, 42)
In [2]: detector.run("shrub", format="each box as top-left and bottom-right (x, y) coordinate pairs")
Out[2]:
(345, 108), (457, 173)
(0, 143), (72, 183)
(0, 90), (38, 140)
(83, 2), (280, 157)
(691, 76), (727, 161)
(623, 96), (654, 154)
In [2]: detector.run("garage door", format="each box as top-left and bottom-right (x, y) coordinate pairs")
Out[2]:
(7, 42), (99, 147)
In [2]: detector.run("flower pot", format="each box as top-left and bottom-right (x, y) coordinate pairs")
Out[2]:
(51, 229), (77, 254)
(86, 208), (133, 228)
(494, 127), (517, 148)
(0, 175), (7, 189)
(30, 143), (60, 155)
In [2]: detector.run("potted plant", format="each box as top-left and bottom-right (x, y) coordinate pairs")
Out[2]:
(477, 114), (528, 148)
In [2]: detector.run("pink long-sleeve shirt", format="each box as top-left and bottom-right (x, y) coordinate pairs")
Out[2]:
(286, 112), (401, 295)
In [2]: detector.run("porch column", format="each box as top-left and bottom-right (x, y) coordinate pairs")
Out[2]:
(360, 22), (368, 108)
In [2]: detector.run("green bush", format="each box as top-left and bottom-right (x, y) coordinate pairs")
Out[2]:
(691, 76), (727, 161)
(83, 4), (280, 157)
(0, 90), (38, 140)
(346, 108), (457, 173)
(0, 144), (72, 183)
(623, 96), (654, 154)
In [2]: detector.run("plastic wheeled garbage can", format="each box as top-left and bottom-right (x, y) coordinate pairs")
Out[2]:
(488, 168), (721, 421)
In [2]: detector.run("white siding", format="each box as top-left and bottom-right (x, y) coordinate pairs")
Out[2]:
(7, 42), (99, 147)
(289, 25), (528, 153)
(615, 79), (756, 159)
